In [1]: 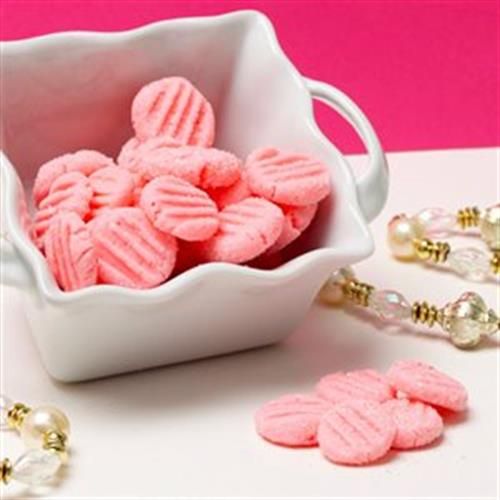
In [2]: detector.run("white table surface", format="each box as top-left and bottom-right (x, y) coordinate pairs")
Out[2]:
(1, 147), (498, 499)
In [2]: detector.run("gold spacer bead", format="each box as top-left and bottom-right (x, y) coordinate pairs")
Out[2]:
(457, 206), (481, 230)
(411, 301), (443, 327)
(490, 251), (500, 274)
(342, 278), (374, 307)
(6, 403), (31, 431)
(43, 430), (69, 464)
(413, 238), (450, 263)
(0, 458), (13, 485)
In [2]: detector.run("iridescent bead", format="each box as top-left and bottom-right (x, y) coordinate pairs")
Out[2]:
(12, 449), (62, 486)
(368, 290), (411, 321)
(479, 204), (500, 250)
(387, 215), (420, 259)
(20, 406), (70, 449)
(0, 394), (13, 430)
(412, 207), (456, 237)
(319, 267), (354, 305)
(448, 247), (490, 281)
(442, 292), (499, 348)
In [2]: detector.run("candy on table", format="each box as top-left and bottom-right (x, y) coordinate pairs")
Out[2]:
(196, 197), (285, 264)
(245, 147), (331, 206)
(256, 361), (468, 466)
(387, 360), (468, 412)
(89, 207), (178, 289)
(382, 399), (444, 449)
(33, 150), (114, 206)
(44, 212), (98, 292)
(317, 399), (397, 465)
(34, 172), (93, 246)
(131, 76), (215, 147)
(140, 175), (219, 242)
(255, 394), (333, 447)
(315, 369), (395, 404)
(88, 166), (135, 217)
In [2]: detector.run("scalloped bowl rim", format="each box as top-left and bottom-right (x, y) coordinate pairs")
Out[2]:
(0, 10), (373, 305)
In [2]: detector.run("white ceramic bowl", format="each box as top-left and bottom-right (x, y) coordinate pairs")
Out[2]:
(0, 11), (388, 382)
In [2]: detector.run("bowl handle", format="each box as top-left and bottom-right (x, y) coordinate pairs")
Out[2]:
(1, 153), (34, 289)
(305, 78), (389, 222)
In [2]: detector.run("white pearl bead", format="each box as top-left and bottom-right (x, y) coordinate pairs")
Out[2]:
(0, 394), (13, 430)
(12, 449), (62, 486)
(20, 406), (70, 449)
(387, 215), (420, 259)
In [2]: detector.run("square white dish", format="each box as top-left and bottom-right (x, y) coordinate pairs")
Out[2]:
(0, 10), (388, 382)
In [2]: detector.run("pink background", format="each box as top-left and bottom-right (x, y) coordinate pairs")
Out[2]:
(1, 0), (498, 153)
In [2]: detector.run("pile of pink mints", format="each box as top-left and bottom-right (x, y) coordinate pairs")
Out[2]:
(255, 360), (468, 466)
(29, 77), (331, 291)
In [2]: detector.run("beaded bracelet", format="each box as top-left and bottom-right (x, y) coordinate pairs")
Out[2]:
(387, 205), (500, 280)
(320, 204), (500, 349)
(0, 395), (70, 487)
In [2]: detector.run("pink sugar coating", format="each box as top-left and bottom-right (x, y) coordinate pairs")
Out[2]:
(197, 197), (284, 264)
(140, 175), (219, 242)
(387, 360), (468, 412)
(123, 144), (241, 190)
(88, 166), (135, 217)
(266, 203), (318, 254)
(44, 212), (98, 291)
(34, 172), (92, 245)
(255, 394), (333, 447)
(382, 399), (444, 449)
(33, 150), (114, 206)
(117, 136), (182, 171)
(131, 77), (215, 147)
(245, 147), (331, 206)
(90, 207), (178, 289)
(318, 399), (397, 465)
(316, 369), (395, 405)
(207, 175), (252, 210)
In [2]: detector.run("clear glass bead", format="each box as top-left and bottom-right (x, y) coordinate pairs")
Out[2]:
(412, 208), (456, 237)
(0, 394), (12, 430)
(368, 289), (411, 321)
(448, 247), (490, 281)
(12, 449), (62, 486)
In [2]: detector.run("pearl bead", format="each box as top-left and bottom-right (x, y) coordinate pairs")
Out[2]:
(480, 204), (500, 250)
(20, 406), (70, 449)
(387, 215), (420, 259)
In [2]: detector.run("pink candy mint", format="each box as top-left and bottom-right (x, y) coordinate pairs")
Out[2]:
(387, 360), (468, 412)
(197, 197), (284, 264)
(245, 147), (331, 206)
(318, 399), (397, 465)
(316, 369), (395, 404)
(90, 207), (178, 289)
(382, 399), (444, 449)
(140, 175), (219, 242)
(132, 77), (215, 147)
(33, 150), (114, 206)
(88, 166), (135, 217)
(34, 171), (92, 246)
(44, 212), (98, 292)
(255, 394), (333, 447)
